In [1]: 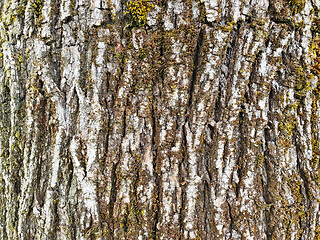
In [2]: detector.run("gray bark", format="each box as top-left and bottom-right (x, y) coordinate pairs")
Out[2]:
(1, 0), (320, 239)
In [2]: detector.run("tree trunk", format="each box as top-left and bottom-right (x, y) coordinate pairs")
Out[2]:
(1, 0), (320, 239)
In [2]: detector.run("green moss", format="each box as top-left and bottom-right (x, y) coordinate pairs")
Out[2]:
(125, 0), (154, 27)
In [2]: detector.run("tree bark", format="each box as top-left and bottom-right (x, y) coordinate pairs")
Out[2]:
(1, 0), (320, 239)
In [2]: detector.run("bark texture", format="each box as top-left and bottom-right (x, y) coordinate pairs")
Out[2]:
(1, 0), (320, 239)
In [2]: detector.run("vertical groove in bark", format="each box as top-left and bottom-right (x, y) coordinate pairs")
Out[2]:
(188, 26), (204, 107)
(151, 95), (160, 240)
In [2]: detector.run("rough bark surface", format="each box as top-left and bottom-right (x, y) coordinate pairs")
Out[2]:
(1, 0), (320, 239)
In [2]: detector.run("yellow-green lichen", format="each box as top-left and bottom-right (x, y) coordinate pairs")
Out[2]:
(315, 219), (320, 240)
(288, 0), (306, 14)
(309, 38), (320, 172)
(294, 66), (311, 100)
(31, 0), (44, 17)
(16, 0), (27, 16)
(312, 19), (320, 35)
(125, 0), (154, 27)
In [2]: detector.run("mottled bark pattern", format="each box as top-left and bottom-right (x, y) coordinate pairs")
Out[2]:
(1, 0), (320, 239)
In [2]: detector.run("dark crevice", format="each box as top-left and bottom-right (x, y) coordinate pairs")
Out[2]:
(102, 74), (112, 168)
(285, 219), (292, 239)
(214, 25), (238, 122)
(151, 96), (160, 240)
(84, 213), (94, 240)
(203, 181), (209, 239)
(294, 140), (310, 237)
(227, 199), (234, 239)
(225, 25), (241, 104)
(0, 178), (8, 239)
(36, 155), (45, 208)
(24, 191), (35, 239)
(249, 50), (262, 84)
(0, 1), (4, 15)
(69, 90), (79, 136)
(262, 129), (273, 205)
(108, 160), (120, 239)
(205, 164), (212, 182)
(297, 159), (310, 199)
(79, 138), (87, 178)
(222, 139), (229, 173)
(131, 156), (141, 226)
(109, 98), (128, 238)
(236, 109), (246, 198)
(178, 185), (186, 240)
(67, 161), (77, 240)
(178, 123), (188, 240)
(214, 82), (224, 122)
(270, 18), (294, 29)
(263, 128), (276, 239)
(122, 206), (129, 233)
(103, 113), (111, 168)
(150, 12), (167, 239)
(121, 99), (128, 139)
(295, 142), (311, 200)
(70, 207), (77, 240)
(173, 13), (178, 29)
(51, 191), (60, 240)
(298, 216), (304, 240)
(50, 0), (62, 30)
(188, 26), (204, 107)
(79, 36), (90, 96)
(26, 193), (34, 220)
